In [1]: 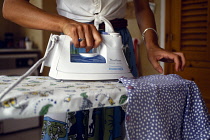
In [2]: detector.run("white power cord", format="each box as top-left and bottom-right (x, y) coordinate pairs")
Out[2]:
(0, 35), (58, 101)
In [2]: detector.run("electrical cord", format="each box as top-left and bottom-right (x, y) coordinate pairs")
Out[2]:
(0, 35), (58, 102)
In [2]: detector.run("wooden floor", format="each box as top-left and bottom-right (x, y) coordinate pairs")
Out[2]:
(0, 127), (127, 140)
(0, 127), (42, 140)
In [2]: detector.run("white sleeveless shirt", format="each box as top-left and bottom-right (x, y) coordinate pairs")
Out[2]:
(56, 0), (127, 24)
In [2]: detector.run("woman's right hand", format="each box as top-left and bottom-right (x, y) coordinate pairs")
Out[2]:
(61, 21), (102, 52)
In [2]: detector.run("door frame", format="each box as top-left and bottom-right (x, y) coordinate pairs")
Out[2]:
(160, 0), (166, 73)
(164, 0), (174, 74)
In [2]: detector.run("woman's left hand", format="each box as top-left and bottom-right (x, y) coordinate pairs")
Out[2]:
(146, 45), (186, 73)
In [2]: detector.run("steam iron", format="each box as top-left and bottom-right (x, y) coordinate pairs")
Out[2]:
(40, 19), (133, 80)
(0, 18), (133, 101)
(40, 34), (132, 80)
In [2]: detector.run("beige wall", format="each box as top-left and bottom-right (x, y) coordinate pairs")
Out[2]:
(0, 0), (43, 50)
(23, 0), (57, 52)
(22, 0), (43, 51)
(126, 0), (160, 76)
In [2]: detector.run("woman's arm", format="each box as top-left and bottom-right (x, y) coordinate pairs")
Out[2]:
(2, 0), (102, 51)
(133, 0), (185, 73)
(133, 0), (158, 46)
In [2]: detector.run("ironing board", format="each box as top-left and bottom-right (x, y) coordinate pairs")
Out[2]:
(0, 74), (210, 139)
(0, 76), (127, 120)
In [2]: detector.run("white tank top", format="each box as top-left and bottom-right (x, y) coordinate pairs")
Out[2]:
(56, 0), (127, 24)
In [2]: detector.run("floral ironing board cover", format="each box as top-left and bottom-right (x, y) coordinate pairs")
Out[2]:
(0, 76), (128, 119)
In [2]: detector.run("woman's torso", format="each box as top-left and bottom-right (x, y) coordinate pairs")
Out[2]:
(56, 0), (127, 23)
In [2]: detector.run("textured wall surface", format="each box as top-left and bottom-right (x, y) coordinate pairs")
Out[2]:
(126, 0), (160, 76)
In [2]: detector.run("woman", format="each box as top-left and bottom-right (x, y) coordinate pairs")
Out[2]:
(2, 0), (185, 139)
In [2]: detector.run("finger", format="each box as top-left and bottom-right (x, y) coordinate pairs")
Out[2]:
(77, 25), (87, 48)
(172, 54), (182, 72)
(174, 52), (186, 71)
(70, 26), (80, 48)
(83, 24), (94, 52)
(90, 25), (102, 48)
(149, 57), (163, 73)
